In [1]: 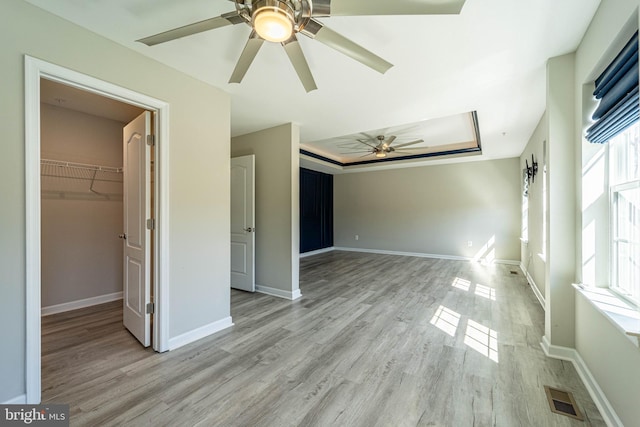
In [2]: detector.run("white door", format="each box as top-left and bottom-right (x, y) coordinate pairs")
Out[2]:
(231, 155), (255, 292)
(122, 112), (152, 346)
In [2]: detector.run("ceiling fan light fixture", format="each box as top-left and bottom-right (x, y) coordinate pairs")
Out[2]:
(253, 1), (294, 43)
(375, 151), (387, 158)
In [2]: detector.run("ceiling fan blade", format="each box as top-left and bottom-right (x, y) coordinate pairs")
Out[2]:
(301, 20), (392, 74)
(359, 132), (388, 144)
(356, 139), (378, 148)
(137, 12), (244, 46)
(282, 35), (317, 93)
(393, 139), (425, 149)
(384, 136), (397, 146)
(321, 0), (466, 16)
(229, 32), (264, 84)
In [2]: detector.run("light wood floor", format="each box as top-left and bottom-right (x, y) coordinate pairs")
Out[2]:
(42, 251), (605, 426)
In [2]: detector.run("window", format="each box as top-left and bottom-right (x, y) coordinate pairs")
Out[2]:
(542, 140), (547, 259)
(522, 167), (528, 242)
(609, 122), (640, 306)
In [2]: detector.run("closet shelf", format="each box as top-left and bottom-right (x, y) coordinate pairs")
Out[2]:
(41, 158), (123, 201)
(41, 158), (123, 182)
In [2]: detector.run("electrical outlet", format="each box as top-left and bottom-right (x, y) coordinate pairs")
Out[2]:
(467, 241), (473, 247)
(355, 235), (359, 241)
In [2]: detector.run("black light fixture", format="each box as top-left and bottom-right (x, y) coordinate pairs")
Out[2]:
(525, 153), (538, 185)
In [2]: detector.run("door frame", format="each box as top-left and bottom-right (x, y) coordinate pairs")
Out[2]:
(24, 56), (171, 404)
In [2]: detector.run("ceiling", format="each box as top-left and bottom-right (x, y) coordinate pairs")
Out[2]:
(41, 78), (144, 123)
(25, 0), (601, 170)
(303, 111), (480, 165)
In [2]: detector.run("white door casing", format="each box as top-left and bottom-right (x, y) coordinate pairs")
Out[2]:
(123, 112), (152, 346)
(231, 155), (255, 292)
(25, 56), (170, 404)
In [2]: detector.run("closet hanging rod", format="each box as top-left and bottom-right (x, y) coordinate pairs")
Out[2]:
(41, 158), (122, 174)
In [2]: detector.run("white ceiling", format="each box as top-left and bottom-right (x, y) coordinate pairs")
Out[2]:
(25, 0), (601, 167)
(41, 78), (144, 123)
(304, 111), (479, 164)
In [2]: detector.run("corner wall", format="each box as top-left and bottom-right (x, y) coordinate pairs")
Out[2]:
(0, 0), (230, 403)
(520, 113), (547, 302)
(572, 0), (640, 425)
(545, 53), (577, 348)
(334, 158), (521, 262)
(231, 123), (301, 299)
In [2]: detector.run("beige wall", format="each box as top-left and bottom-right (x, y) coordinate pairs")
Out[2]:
(334, 158), (521, 262)
(231, 123), (300, 298)
(523, 1), (640, 425)
(520, 113), (547, 300)
(1, 0), (230, 402)
(572, 0), (640, 425)
(575, 292), (640, 425)
(40, 104), (125, 307)
(545, 53), (577, 348)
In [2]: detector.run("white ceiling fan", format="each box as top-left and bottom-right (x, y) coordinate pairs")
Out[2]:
(137, 0), (466, 92)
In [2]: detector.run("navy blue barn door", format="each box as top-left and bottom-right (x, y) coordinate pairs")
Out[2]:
(300, 168), (333, 253)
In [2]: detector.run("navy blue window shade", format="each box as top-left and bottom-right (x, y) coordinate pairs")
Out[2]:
(586, 31), (639, 144)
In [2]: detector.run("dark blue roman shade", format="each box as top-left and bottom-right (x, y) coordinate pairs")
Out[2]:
(586, 31), (639, 144)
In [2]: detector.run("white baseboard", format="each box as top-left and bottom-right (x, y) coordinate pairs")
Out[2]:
(541, 336), (623, 427)
(300, 247), (335, 258)
(333, 246), (520, 266)
(497, 259), (521, 266)
(256, 285), (302, 301)
(3, 394), (27, 405)
(520, 262), (545, 309)
(41, 292), (123, 316)
(168, 316), (233, 351)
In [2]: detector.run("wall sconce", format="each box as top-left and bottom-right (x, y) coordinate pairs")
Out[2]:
(525, 154), (538, 185)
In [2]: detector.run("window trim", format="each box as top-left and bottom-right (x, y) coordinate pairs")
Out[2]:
(608, 179), (640, 309)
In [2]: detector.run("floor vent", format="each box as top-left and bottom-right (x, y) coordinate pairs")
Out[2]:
(509, 270), (519, 275)
(544, 386), (583, 421)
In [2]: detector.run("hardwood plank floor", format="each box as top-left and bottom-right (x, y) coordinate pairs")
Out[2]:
(42, 251), (605, 426)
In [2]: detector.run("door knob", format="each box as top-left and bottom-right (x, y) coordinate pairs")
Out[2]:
(118, 233), (127, 239)
(244, 227), (254, 232)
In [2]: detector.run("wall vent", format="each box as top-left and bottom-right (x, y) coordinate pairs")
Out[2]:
(544, 386), (583, 421)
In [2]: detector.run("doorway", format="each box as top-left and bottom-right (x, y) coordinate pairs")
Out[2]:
(25, 56), (170, 404)
(230, 154), (256, 292)
(40, 80), (154, 347)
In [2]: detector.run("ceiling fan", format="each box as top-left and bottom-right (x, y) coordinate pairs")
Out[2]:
(137, 0), (466, 92)
(342, 135), (426, 158)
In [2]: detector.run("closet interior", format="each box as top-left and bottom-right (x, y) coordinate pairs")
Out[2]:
(40, 78), (144, 314)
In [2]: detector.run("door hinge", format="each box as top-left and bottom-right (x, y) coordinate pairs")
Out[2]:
(146, 135), (155, 146)
(146, 218), (155, 230)
(146, 302), (155, 314)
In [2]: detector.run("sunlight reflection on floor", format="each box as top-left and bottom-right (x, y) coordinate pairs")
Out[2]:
(475, 284), (497, 301)
(430, 305), (461, 337)
(464, 319), (499, 363)
(452, 277), (471, 291)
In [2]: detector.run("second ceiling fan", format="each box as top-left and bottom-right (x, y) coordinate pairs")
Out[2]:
(137, 0), (466, 92)
(342, 135), (426, 158)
